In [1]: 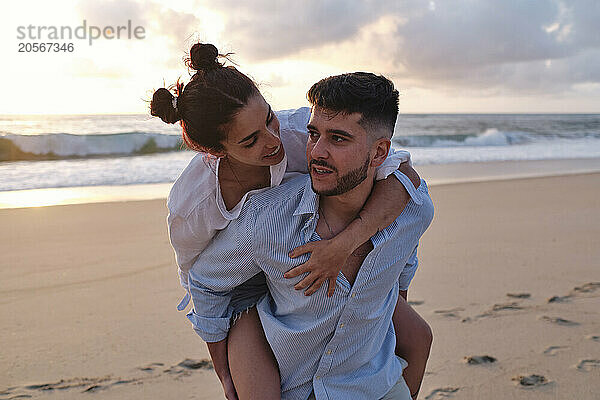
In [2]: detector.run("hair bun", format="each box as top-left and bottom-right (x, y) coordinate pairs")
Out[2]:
(150, 88), (180, 124)
(189, 43), (220, 71)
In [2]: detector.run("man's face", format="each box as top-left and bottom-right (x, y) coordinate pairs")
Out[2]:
(306, 107), (373, 196)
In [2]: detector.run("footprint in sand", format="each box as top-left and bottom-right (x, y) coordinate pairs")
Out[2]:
(164, 358), (214, 375)
(138, 362), (165, 372)
(424, 387), (459, 399)
(472, 302), (525, 321)
(512, 374), (549, 387)
(506, 293), (531, 299)
(546, 282), (600, 304)
(177, 358), (213, 370)
(585, 334), (600, 342)
(539, 315), (579, 326)
(434, 308), (464, 319)
(543, 345), (569, 356)
(464, 355), (497, 365)
(571, 282), (600, 294)
(83, 385), (105, 393)
(491, 302), (524, 311)
(0, 389), (31, 400)
(575, 359), (600, 372)
(1, 359), (215, 398)
(547, 295), (572, 303)
(23, 377), (113, 392)
(0, 387), (15, 395)
(408, 300), (424, 306)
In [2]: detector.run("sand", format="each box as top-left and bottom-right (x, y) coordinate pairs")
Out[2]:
(1, 173), (599, 399)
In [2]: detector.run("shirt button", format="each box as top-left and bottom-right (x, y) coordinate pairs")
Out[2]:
(315, 376), (321, 380)
(351, 293), (356, 298)
(339, 323), (345, 328)
(326, 350), (332, 355)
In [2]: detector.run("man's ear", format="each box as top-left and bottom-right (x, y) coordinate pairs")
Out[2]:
(370, 138), (391, 168)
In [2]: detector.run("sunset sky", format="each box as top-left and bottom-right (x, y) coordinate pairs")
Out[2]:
(2, 0), (600, 114)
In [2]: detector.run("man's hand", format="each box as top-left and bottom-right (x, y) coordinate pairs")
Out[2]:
(285, 237), (353, 296)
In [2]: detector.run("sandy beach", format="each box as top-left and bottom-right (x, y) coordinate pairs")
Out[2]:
(1, 172), (599, 399)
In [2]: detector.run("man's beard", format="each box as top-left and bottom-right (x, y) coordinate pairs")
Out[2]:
(311, 156), (370, 196)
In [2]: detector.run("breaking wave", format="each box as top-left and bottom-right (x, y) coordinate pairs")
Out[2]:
(0, 132), (183, 162)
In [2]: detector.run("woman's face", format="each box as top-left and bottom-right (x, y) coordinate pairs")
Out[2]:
(220, 94), (285, 166)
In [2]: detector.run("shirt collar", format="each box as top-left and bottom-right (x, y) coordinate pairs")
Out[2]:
(214, 153), (288, 220)
(293, 176), (319, 217)
(270, 151), (288, 186)
(292, 169), (424, 219)
(292, 176), (320, 241)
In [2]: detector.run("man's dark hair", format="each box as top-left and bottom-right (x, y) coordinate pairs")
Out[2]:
(306, 72), (399, 140)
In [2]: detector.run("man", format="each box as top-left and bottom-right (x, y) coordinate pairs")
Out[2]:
(188, 72), (434, 399)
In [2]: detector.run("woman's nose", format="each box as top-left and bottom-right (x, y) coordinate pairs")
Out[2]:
(265, 128), (281, 147)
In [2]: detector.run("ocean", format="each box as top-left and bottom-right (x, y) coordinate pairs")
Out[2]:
(1, 113), (599, 192)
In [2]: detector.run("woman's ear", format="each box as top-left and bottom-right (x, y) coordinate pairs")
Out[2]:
(370, 138), (391, 168)
(204, 148), (226, 158)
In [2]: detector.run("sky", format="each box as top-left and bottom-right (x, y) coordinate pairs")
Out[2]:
(2, 0), (600, 114)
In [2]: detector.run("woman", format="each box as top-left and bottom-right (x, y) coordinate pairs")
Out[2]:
(151, 43), (431, 400)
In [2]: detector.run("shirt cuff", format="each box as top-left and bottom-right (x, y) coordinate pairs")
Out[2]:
(390, 170), (423, 205)
(375, 149), (411, 181)
(186, 309), (231, 343)
(399, 263), (418, 291)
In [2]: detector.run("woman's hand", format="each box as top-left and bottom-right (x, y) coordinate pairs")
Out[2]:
(285, 237), (354, 296)
(220, 373), (239, 400)
(206, 339), (238, 400)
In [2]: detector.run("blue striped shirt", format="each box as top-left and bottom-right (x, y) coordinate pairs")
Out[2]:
(188, 171), (434, 400)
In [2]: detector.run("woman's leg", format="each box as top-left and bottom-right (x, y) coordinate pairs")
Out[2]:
(227, 307), (281, 400)
(393, 295), (433, 399)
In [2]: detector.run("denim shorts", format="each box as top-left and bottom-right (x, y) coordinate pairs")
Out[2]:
(229, 272), (268, 325)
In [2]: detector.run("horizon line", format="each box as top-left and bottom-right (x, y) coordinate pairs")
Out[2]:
(2, 111), (600, 117)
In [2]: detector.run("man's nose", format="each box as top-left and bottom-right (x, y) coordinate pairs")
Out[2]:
(310, 137), (328, 159)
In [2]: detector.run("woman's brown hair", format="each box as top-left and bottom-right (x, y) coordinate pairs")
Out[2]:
(150, 43), (259, 153)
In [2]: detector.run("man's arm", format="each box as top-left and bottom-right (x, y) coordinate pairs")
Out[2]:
(186, 207), (261, 398)
(287, 162), (421, 295)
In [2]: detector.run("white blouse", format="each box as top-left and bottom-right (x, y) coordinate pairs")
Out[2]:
(166, 107), (411, 309)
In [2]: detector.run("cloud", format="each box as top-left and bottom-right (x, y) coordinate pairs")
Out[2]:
(390, 0), (600, 92)
(259, 73), (290, 88)
(200, 0), (600, 96)
(200, 0), (388, 60)
(76, 0), (202, 51)
(394, 1), (565, 74)
(76, 0), (147, 26)
(69, 58), (132, 78)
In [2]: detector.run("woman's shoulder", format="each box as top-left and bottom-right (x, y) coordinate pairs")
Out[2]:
(277, 107), (311, 174)
(167, 153), (218, 218)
